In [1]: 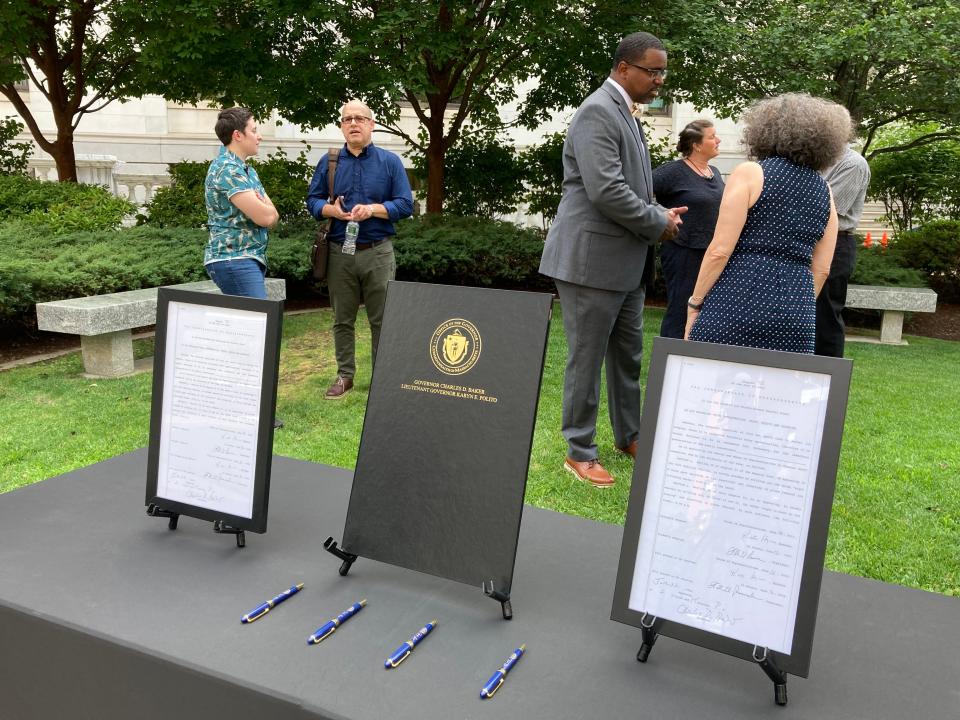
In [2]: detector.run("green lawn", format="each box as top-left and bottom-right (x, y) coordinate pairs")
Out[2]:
(1, 305), (957, 596)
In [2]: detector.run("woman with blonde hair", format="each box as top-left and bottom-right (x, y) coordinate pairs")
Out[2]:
(685, 93), (850, 353)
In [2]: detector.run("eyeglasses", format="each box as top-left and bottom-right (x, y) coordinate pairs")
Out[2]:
(624, 61), (667, 80)
(340, 115), (372, 125)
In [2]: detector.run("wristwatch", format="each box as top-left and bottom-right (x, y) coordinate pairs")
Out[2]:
(687, 296), (704, 311)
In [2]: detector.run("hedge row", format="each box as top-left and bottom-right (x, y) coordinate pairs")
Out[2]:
(0, 215), (549, 326)
(0, 222), (309, 322)
(393, 215), (551, 291)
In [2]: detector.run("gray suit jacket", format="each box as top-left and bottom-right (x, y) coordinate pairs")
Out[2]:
(539, 82), (666, 292)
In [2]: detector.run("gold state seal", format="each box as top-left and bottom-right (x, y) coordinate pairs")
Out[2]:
(430, 318), (481, 375)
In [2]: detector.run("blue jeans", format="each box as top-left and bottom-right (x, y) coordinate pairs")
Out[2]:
(206, 258), (267, 299)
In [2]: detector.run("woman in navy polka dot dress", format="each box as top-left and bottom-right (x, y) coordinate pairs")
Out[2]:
(685, 94), (853, 353)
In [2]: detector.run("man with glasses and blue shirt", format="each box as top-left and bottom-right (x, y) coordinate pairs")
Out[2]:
(204, 107), (279, 299)
(539, 32), (686, 488)
(307, 99), (414, 399)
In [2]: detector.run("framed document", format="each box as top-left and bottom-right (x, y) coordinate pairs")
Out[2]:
(611, 338), (852, 678)
(145, 288), (283, 533)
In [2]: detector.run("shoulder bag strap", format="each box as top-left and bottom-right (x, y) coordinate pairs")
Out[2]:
(327, 147), (339, 199)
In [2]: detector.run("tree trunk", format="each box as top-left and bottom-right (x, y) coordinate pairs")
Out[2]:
(425, 142), (445, 214)
(52, 132), (78, 182)
(424, 112), (447, 214)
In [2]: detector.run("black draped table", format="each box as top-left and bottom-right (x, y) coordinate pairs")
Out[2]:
(1, 450), (957, 719)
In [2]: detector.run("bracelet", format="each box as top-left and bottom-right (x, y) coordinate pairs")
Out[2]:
(687, 296), (704, 311)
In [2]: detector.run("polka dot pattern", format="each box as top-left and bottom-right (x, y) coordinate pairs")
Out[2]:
(689, 156), (830, 353)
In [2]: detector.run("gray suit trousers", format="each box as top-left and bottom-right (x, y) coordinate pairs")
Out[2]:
(555, 279), (645, 461)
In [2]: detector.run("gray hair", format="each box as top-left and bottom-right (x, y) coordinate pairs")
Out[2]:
(741, 93), (852, 171)
(612, 32), (665, 70)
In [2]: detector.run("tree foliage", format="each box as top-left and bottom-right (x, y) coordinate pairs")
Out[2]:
(868, 123), (960, 234)
(137, 0), (660, 213)
(657, 0), (960, 157)
(0, 0), (163, 181)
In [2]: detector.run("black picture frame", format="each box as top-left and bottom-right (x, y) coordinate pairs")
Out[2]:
(145, 288), (283, 533)
(336, 282), (553, 607)
(611, 337), (852, 678)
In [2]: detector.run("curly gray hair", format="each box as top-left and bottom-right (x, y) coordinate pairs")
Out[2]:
(741, 93), (852, 171)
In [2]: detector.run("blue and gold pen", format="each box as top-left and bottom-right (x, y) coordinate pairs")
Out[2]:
(307, 599), (367, 645)
(241, 582), (304, 624)
(384, 619), (438, 668)
(480, 644), (525, 699)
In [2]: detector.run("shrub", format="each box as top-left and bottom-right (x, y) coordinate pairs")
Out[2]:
(520, 132), (565, 228)
(0, 175), (133, 233)
(0, 117), (31, 176)
(850, 243), (928, 288)
(889, 220), (960, 301)
(0, 212), (551, 329)
(412, 133), (526, 217)
(250, 147), (313, 221)
(641, 117), (675, 171)
(393, 214), (550, 291)
(140, 162), (207, 228)
(140, 148), (313, 228)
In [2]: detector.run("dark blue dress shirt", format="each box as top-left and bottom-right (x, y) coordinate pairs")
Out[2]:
(306, 143), (414, 244)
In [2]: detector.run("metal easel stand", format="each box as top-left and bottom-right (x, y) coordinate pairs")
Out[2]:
(482, 580), (513, 620)
(324, 537), (358, 576)
(147, 504), (246, 547)
(146, 503), (179, 530)
(213, 520), (246, 548)
(753, 646), (788, 706)
(636, 613), (662, 663)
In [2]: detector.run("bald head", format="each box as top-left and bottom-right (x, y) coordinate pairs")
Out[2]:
(340, 99), (375, 154)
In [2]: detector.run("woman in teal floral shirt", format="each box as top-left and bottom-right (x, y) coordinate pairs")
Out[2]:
(203, 107), (279, 299)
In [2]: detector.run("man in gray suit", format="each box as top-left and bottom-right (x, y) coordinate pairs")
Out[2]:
(539, 32), (686, 488)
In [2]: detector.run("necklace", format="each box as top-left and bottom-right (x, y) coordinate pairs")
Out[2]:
(685, 157), (714, 179)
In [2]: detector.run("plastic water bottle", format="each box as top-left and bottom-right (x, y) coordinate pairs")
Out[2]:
(343, 220), (359, 255)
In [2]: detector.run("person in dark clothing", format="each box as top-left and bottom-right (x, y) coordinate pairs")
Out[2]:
(652, 119), (725, 338)
(814, 146), (871, 357)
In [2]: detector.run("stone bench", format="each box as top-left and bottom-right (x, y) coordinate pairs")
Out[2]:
(36, 279), (286, 377)
(846, 284), (937, 344)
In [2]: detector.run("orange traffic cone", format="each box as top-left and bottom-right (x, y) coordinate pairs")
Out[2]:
(880, 231), (889, 247)
(864, 232), (873, 248)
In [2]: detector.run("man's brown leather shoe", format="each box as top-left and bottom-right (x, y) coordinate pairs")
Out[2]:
(616, 439), (638, 459)
(564, 457), (615, 488)
(325, 375), (354, 399)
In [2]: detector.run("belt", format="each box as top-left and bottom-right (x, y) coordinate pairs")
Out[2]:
(333, 238), (390, 251)
(837, 230), (854, 239)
